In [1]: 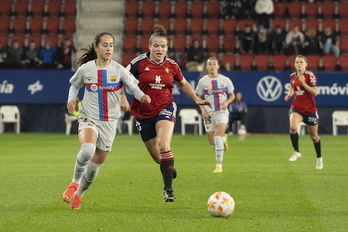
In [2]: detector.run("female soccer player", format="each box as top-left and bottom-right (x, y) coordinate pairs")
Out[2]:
(284, 55), (323, 169)
(195, 57), (235, 173)
(62, 32), (151, 209)
(126, 25), (211, 202)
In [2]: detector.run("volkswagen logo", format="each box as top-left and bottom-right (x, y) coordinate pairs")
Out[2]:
(256, 76), (283, 102)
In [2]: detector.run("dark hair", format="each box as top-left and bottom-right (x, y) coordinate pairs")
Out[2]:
(198, 57), (220, 79)
(77, 32), (114, 66)
(149, 25), (168, 45)
(295, 55), (307, 63)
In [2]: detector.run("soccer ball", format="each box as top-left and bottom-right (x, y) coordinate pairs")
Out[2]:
(207, 191), (235, 218)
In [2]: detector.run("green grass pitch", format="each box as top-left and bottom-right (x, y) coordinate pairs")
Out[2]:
(0, 133), (347, 232)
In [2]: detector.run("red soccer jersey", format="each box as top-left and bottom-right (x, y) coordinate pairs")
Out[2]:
(289, 70), (317, 114)
(128, 53), (184, 118)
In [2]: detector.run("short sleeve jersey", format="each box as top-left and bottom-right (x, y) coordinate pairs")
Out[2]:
(127, 53), (184, 118)
(289, 70), (317, 114)
(195, 74), (234, 113)
(69, 60), (139, 121)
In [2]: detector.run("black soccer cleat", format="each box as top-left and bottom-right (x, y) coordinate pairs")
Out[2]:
(163, 188), (176, 202)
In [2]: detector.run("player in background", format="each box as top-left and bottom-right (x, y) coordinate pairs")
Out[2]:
(125, 25), (212, 202)
(195, 57), (235, 173)
(284, 55), (323, 169)
(62, 32), (151, 209)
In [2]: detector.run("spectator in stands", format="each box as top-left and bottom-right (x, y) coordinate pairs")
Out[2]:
(20, 40), (40, 69)
(303, 27), (320, 55)
(39, 41), (57, 69)
(0, 44), (7, 69)
(320, 27), (340, 57)
(221, 0), (242, 20)
(285, 26), (305, 55)
(254, 0), (274, 29)
(238, 24), (254, 54)
(228, 92), (247, 135)
(270, 25), (286, 54)
(57, 38), (76, 70)
(185, 39), (206, 71)
(6, 40), (23, 69)
(253, 25), (270, 54)
(240, 0), (256, 20)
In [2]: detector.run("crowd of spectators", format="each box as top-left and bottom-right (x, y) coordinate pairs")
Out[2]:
(0, 38), (75, 70)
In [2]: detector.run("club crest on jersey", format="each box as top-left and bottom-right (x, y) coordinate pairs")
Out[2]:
(220, 83), (225, 87)
(165, 67), (170, 73)
(110, 76), (117, 82)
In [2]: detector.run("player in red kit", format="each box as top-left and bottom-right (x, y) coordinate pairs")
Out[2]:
(284, 55), (323, 169)
(125, 25), (212, 202)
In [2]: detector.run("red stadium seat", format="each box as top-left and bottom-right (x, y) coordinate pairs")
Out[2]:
(238, 54), (253, 71)
(139, 19), (154, 36)
(42, 35), (59, 48)
(288, 20), (303, 32)
(204, 37), (220, 53)
(141, 2), (155, 18)
(339, 55), (348, 71)
(139, 37), (150, 53)
(30, 1), (45, 17)
(125, 1), (139, 19)
(206, 2), (220, 18)
(190, 2), (204, 19)
(205, 19), (220, 36)
(320, 20), (336, 34)
(271, 19), (286, 31)
(286, 54), (298, 70)
(304, 20), (319, 32)
(222, 19), (236, 36)
(337, 3), (348, 19)
(0, 1), (12, 17)
(45, 1), (62, 18)
(321, 55), (337, 72)
(319, 3), (335, 19)
(0, 18), (10, 34)
(287, 2), (302, 19)
(0, 35), (8, 47)
(220, 54), (236, 69)
(28, 18), (43, 35)
(303, 3), (318, 19)
(43, 18), (60, 35)
(9, 34), (25, 47)
(11, 18), (28, 34)
(171, 36), (187, 53)
(157, 2), (172, 18)
(222, 37), (236, 53)
(61, 18), (76, 35)
(124, 19), (139, 36)
(272, 55), (287, 71)
(122, 53), (135, 67)
(273, 2), (286, 19)
(123, 36), (137, 53)
(338, 20), (348, 36)
(13, 1), (29, 17)
(254, 55), (270, 71)
(237, 19), (254, 32)
(172, 19), (187, 36)
(306, 55), (321, 71)
(62, 1), (77, 18)
(189, 19), (204, 36)
(173, 2), (188, 19)
(339, 37), (348, 53)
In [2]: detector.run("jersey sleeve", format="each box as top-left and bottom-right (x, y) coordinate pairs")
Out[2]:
(227, 78), (235, 94)
(69, 66), (85, 88)
(120, 65), (139, 93)
(308, 72), (317, 86)
(172, 61), (184, 82)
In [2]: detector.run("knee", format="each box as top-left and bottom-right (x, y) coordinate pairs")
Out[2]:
(79, 143), (96, 161)
(311, 135), (320, 143)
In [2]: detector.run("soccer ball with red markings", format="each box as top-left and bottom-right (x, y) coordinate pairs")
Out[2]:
(207, 191), (235, 218)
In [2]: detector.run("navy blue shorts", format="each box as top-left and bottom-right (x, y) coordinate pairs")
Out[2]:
(289, 108), (319, 126)
(135, 102), (177, 142)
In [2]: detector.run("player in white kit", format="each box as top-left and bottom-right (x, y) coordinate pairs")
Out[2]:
(62, 32), (151, 209)
(195, 57), (235, 173)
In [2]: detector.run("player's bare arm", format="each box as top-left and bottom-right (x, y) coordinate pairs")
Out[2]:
(178, 78), (212, 108)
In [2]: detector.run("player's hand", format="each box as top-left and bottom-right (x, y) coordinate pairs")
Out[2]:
(67, 100), (76, 113)
(284, 95), (291, 101)
(196, 100), (212, 108)
(120, 95), (130, 111)
(141, 95), (151, 104)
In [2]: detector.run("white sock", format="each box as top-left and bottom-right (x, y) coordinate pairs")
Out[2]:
(72, 143), (96, 184)
(76, 161), (101, 196)
(214, 136), (224, 167)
